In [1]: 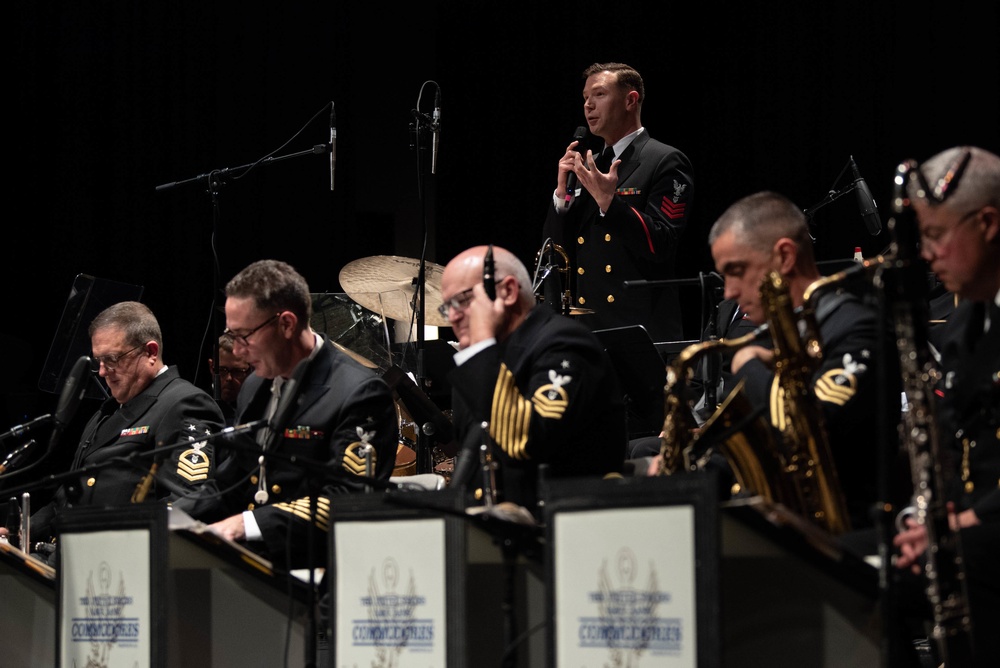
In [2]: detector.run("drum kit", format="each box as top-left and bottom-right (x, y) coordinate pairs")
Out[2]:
(315, 256), (457, 481)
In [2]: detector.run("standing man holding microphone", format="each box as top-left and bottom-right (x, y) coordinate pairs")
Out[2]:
(543, 62), (695, 342)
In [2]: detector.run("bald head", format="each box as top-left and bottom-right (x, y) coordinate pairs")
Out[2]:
(440, 245), (536, 348)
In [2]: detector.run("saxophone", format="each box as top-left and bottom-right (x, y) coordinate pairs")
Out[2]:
(656, 324), (770, 476)
(657, 271), (851, 535)
(760, 271), (851, 535)
(878, 158), (973, 666)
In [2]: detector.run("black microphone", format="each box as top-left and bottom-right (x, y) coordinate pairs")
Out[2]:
(483, 244), (496, 300)
(0, 414), (52, 442)
(431, 88), (441, 175)
(563, 126), (587, 207)
(0, 440), (36, 475)
(850, 156), (882, 236)
(265, 356), (312, 451)
(48, 355), (92, 451)
(329, 101), (336, 192)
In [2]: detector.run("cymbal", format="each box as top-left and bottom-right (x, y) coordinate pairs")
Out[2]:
(332, 341), (377, 368)
(339, 256), (450, 327)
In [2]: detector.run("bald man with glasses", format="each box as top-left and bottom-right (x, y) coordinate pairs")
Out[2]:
(441, 245), (628, 517)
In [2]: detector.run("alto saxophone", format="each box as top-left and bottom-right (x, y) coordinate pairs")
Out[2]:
(656, 324), (770, 477)
(658, 271), (852, 534)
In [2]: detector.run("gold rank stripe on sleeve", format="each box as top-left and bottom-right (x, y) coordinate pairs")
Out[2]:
(813, 369), (858, 406)
(175, 448), (211, 482)
(342, 441), (378, 475)
(273, 496), (331, 531)
(490, 363), (532, 460)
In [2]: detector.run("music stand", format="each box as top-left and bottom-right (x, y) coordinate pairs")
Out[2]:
(592, 325), (665, 439)
(39, 274), (144, 400)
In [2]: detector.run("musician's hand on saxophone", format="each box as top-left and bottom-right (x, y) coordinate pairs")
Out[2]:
(730, 345), (774, 373)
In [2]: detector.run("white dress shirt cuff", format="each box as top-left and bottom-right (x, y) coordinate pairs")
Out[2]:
(453, 338), (496, 366)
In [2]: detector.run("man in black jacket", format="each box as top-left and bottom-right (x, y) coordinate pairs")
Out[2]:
(17, 301), (225, 549)
(893, 146), (1000, 668)
(207, 259), (398, 569)
(441, 245), (627, 517)
(543, 62), (694, 342)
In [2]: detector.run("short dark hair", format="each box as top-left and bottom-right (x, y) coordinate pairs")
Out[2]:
(709, 191), (816, 265)
(583, 62), (644, 105)
(89, 301), (163, 349)
(226, 259), (313, 323)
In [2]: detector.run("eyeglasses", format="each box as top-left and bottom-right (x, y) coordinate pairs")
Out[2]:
(919, 207), (981, 254)
(437, 288), (476, 319)
(91, 344), (144, 371)
(217, 365), (252, 380)
(223, 314), (279, 346)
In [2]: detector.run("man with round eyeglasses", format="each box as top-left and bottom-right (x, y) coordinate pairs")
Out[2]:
(12, 301), (226, 557)
(206, 259), (398, 570)
(441, 245), (627, 517)
(892, 146), (1000, 668)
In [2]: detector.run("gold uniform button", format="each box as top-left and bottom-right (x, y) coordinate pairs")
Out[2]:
(250, 475), (258, 485)
(577, 267), (585, 275)
(578, 297), (586, 305)
(607, 295), (615, 303)
(247, 503), (255, 510)
(87, 477), (96, 487)
(605, 265), (612, 273)
(271, 484), (282, 494)
(604, 233), (612, 242)
(577, 236), (585, 245)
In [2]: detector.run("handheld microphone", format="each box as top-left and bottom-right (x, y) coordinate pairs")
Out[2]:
(563, 126), (588, 206)
(432, 89), (441, 175)
(483, 244), (497, 300)
(48, 356), (92, 452)
(330, 101), (336, 192)
(850, 156), (882, 236)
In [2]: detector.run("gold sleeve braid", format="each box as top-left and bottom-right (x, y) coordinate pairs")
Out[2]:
(273, 496), (331, 531)
(490, 363), (533, 460)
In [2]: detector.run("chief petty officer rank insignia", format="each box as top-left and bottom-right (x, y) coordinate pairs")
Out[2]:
(176, 423), (213, 482)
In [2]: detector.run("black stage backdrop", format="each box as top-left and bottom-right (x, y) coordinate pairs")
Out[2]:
(5, 2), (999, 482)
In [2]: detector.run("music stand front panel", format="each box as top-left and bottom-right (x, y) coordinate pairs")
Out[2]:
(543, 475), (720, 668)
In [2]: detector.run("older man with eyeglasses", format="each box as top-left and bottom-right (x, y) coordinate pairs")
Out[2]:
(8, 300), (226, 559)
(891, 146), (1000, 668)
(441, 245), (628, 517)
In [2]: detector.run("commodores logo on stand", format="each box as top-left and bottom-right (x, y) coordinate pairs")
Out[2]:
(70, 560), (139, 666)
(353, 556), (433, 667)
(580, 547), (682, 663)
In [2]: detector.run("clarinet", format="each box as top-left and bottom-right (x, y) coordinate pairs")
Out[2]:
(880, 160), (973, 667)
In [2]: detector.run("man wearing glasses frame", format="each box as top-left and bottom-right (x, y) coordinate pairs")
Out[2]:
(892, 146), (1000, 668)
(207, 333), (252, 427)
(441, 245), (627, 518)
(206, 259), (398, 570)
(13, 301), (227, 557)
